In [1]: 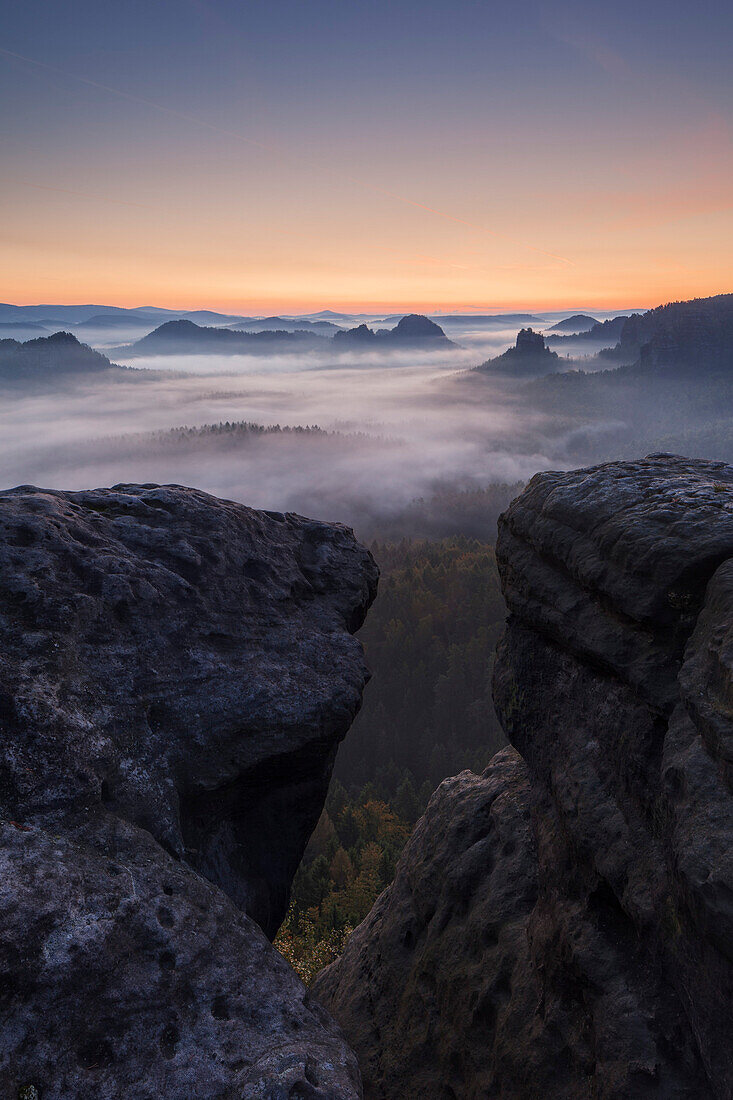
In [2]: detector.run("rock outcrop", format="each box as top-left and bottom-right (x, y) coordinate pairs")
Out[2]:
(315, 454), (733, 1098)
(0, 483), (377, 1098)
(384, 314), (454, 346)
(333, 323), (378, 345)
(334, 315), (456, 350)
(313, 749), (541, 1098)
(475, 327), (560, 377)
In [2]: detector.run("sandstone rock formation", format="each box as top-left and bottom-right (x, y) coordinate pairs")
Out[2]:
(0, 483), (377, 1099)
(475, 327), (560, 377)
(334, 315), (455, 349)
(315, 454), (733, 1098)
(313, 749), (542, 1097)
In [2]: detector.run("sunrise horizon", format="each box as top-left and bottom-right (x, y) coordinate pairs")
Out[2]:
(3, 0), (730, 317)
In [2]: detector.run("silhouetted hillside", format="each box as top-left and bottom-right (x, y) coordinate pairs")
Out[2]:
(233, 317), (341, 334)
(614, 293), (733, 377)
(333, 323), (378, 345)
(547, 313), (632, 351)
(116, 319), (328, 356)
(0, 331), (124, 383)
(474, 327), (560, 376)
(547, 314), (598, 333)
(334, 314), (456, 348)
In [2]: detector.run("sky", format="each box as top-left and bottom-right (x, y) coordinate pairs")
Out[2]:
(1, 0), (731, 312)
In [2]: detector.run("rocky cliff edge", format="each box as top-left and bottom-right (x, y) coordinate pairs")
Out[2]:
(0, 483), (378, 1099)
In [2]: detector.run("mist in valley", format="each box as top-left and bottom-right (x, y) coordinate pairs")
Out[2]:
(0, 347), (550, 540)
(4, 305), (729, 543)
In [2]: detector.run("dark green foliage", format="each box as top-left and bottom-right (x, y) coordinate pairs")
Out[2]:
(334, 537), (508, 797)
(279, 536), (508, 975)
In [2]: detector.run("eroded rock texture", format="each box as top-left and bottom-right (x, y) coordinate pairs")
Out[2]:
(313, 749), (542, 1098)
(315, 454), (733, 1098)
(0, 483), (377, 1099)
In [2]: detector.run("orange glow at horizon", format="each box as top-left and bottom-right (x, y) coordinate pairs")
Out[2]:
(3, 135), (730, 314)
(1, 28), (731, 316)
(1, 243), (729, 317)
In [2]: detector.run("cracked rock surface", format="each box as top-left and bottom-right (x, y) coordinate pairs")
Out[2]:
(0, 483), (377, 1099)
(315, 455), (733, 1098)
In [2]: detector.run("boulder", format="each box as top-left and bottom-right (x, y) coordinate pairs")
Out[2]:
(313, 749), (540, 1098)
(316, 454), (733, 1098)
(0, 483), (377, 1098)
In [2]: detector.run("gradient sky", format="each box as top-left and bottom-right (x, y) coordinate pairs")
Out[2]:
(1, 0), (731, 312)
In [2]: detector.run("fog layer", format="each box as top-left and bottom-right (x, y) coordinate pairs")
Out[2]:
(2, 309), (721, 542)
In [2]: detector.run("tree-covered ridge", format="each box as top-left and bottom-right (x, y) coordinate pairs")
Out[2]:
(107, 420), (377, 446)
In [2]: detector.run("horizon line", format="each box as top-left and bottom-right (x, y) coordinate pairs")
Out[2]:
(0, 297), (662, 317)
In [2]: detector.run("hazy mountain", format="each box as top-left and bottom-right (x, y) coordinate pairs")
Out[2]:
(0, 303), (171, 325)
(474, 327), (560, 376)
(333, 323), (379, 345)
(75, 313), (162, 330)
(0, 331), (124, 383)
(115, 318), (328, 356)
(334, 314), (456, 348)
(232, 317), (341, 333)
(179, 310), (251, 325)
(132, 306), (183, 316)
(304, 310), (358, 320)
(0, 322), (50, 338)
(431, 313), (545, 325)
(546, 314), (598, 333)
(547, 314), (632, 351)
(0, 302), (251, 328)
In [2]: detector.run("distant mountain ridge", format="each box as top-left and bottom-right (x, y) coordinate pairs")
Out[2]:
(230, 317), (341, 334)
(546, 314), (632, 351)
(430, 313), (545, 325)
(115, 314), (457, 356)
(0, 304), (170, 325)
(334, 314), (456, 348)
(115, 319), (328, 357)
(546, 314), (598, 333)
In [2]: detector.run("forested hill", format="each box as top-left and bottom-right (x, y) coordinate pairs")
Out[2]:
(615, 292), (733, 376)
(0, 331), (123, 381)
(117, 319), (327, 356)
